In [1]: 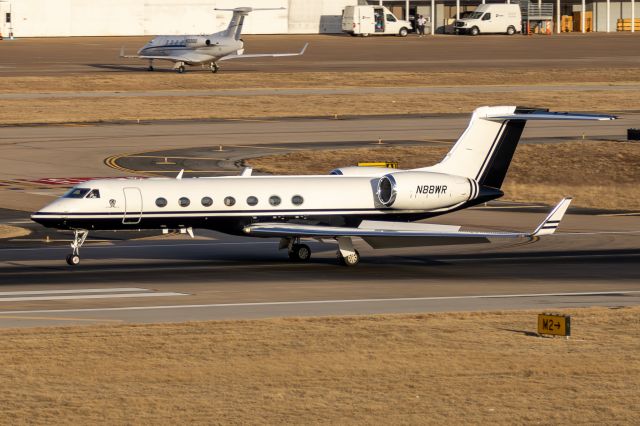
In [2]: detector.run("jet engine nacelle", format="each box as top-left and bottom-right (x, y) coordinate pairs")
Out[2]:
(376, 171), (471, 210)
(330, 166), (405, 177)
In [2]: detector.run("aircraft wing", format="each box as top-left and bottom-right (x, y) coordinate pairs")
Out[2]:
(120, 48), (212, 64)
(219, 43), (308, 61)
(243, 198), (572, 249)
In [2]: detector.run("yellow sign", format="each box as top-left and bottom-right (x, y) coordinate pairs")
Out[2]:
(357, 162), (398, 168)
(538, 313), (571, 336)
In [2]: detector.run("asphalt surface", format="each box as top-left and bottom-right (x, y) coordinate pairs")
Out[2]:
(1, 204), (639, 328)
(1, 33), (639, 76)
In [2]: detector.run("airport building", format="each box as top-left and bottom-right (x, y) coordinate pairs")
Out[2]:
(0, 0), (637, 37)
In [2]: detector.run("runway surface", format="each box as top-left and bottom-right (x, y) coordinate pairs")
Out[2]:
(1, 206), (639, 328)
(0, 34), (639, 76)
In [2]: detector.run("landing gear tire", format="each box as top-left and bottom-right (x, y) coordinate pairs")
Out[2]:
(66, 254), (80, 266)
(210, 63), (219, 73)
(337, 249), (360, 267)
(177, 65), (186, 73)
(289, 244), (311, 262)
(147, 65), (154, 71)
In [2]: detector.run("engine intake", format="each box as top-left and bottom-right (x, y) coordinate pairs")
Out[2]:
(376, 171), (472, 210)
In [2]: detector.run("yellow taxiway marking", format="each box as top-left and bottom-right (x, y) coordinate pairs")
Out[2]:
(127, 155), (224, 160)
(0, 315), (123, 323)
(225, 144), (303, 151)
(135, 170), (229, 173)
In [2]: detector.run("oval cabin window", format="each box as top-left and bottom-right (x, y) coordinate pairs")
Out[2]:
(224, 196), (236, 207)
(269, 195), (281, 206)
(178, 197), (190, 207)
(156, 197), (167, 208)
(247, 196), (258, 206)
(201, 196), (213, 207)
(292, 195), (304, 206)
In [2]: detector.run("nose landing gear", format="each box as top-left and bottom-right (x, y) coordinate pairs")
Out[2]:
(66, 229), (88, 266)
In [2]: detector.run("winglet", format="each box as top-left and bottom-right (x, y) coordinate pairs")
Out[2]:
(119, 46), (125, 58)
(532, 197), (573, 236)
(299, 43), (309, 55)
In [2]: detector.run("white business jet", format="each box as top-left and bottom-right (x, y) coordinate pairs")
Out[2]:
(120, 7), (308, 73)
(31, 106), (616, 266)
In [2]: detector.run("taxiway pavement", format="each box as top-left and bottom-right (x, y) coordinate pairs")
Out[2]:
(1, 34), (639, 75)
(1, 207), (639, 328)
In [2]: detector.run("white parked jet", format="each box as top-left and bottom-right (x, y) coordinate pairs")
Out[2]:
(31, 106), (616, 266)
(120, 7), (308, 73)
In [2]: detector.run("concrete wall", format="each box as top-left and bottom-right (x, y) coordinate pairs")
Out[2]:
(0, 0), (356, 37)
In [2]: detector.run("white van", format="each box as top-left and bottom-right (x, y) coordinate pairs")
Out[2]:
(342, 5), (413, 37)
(454, 4), (521, 35)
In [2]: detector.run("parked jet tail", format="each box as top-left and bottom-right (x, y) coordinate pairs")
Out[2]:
(421, 106), (616, 189)
(215, 7), (285, 40)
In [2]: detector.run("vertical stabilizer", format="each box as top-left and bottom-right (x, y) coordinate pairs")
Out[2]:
(215, 7), (285, 41)
(419, 106), (616, 189)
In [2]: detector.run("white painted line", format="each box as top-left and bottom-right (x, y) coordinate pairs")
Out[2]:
(0, 292), (187, 303)
(0, 290), (637, 315)
(1, 241), (277, 252)
(0, 288), (148, 297)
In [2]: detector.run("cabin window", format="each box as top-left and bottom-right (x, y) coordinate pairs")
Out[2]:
(224, 196), (236, 207)
(247, 196), (258, 206)
(156, 197), (167, 208)
(292, 195), (304, 206)
(269, 195), (281, 206)
(201, 196), (213, 207)
(87, 189), (100, 199)
(64, 188), (91, 199)
(178, 197), (190, 207)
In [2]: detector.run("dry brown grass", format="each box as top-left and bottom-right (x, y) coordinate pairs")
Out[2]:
(0, 307), (638, 424)
(0, 91), (636, 125)
(0, 68), (638, 125)
(1, 68), (639, 93)
(0, 224), (30, 239)
(248, 141), (640, 210)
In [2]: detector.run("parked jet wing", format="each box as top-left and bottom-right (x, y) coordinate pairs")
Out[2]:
(243, 198), (572, 249)
(120, 48), (212, 65)
(219, 43), (308, 61)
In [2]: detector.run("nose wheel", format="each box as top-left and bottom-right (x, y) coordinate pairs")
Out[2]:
(66, 229), (88, 266)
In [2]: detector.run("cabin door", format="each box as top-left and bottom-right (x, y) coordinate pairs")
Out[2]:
(123, 187), (143, 225)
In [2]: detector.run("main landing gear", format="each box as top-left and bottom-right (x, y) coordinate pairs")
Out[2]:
(147, 60), (154, 71)
(66, 229), (88, 266)
(209, 62), (219, 73)
(285, 237), (311, 262)
(281, 236), (361, 266)
(173, 61), (186, 73)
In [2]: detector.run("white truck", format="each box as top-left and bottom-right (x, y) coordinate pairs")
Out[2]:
(342, 5), (413, 37)
(454, 4), (521, 36)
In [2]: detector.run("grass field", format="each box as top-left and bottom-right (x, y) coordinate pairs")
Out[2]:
(0, 307), (638, 424)
(0, 70), (638, 125)
(248, 141), (640, 211)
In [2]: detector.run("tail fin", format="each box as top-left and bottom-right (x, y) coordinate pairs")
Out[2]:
(216, 7), (285, 41)
(421, 106), (616, 189)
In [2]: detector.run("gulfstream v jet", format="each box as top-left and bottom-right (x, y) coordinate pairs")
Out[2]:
(31, 106), (616, 266)
(120, 7), (308, 73)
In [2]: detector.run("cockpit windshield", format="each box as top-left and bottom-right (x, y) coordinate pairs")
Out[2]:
(63, 188), (91, 199)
